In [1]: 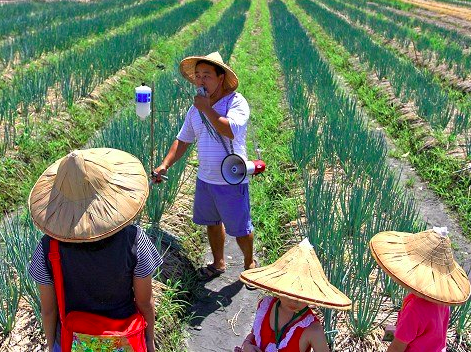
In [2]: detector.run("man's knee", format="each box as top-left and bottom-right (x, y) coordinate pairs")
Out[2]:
(207, 223), (224, 235)
(236, 233), (254, 243)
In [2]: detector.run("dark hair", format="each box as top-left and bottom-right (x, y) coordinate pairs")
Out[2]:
(195, 60), (225, 76)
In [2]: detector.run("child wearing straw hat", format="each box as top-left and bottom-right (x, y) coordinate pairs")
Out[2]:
(369, 227), (471, 352)
(236, 238), (352, 352)
(28, 148), (163, 351)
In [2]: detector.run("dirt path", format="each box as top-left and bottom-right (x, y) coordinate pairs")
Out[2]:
(185, 239), (260, 352)
(369, 2), (471, 40)
(386, 152), (471, 272)
(310, 0), (471, 270)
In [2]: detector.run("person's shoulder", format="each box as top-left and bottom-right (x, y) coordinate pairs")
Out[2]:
(303, 319), (325, 346)
(229, 92), (250, 111)
(116, 224), (140, 242)
(232, 91), (247, 102)
(411, 295), (449, 314)
(257, 295), (275, 309)
(184, 105), (198, 118)
(190, 104), (200, 113)
(304, 319), (323, 333)
(406, 294), (433, 309)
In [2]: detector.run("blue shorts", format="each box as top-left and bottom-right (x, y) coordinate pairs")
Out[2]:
(193, 178), (254, 237)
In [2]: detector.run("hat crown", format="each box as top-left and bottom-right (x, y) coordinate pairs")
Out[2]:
(240, 239), (352, 310)
(203, 51), (224, 65)
(55, 150), (109, 201)
(370, 229), (471, 305)
(408, 230), (454, 269)
(29, 148), (148, 242)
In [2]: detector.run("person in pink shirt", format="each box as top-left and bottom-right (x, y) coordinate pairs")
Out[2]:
(369, 227), (471, 352)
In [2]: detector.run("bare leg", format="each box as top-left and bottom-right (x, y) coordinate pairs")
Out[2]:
(236, 233), (256, 270)
(207, 224), (226, 271)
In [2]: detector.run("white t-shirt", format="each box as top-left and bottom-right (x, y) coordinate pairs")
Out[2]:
(177, 92), (250, 185)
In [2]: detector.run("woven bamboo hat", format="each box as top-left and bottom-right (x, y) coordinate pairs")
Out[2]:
(240, 238), (352, 310)
(370, 228), (471, 306)
(179, 51), (239, 92)
(28, 148), (149, 243)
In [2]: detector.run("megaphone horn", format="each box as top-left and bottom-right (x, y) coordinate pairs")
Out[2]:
(221, 154), (266, 185)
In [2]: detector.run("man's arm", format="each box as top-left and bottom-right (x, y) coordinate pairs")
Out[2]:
(38, 284), (58, 352)
(200, 106), (234, 139)
(194, 96), (234, 139)
(134, 275), (155, 352)
(153, 139), (190, 181)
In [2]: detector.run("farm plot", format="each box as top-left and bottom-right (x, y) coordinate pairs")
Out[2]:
(294, 0), (471, 238)
(0, 0), (470, 351)
(268, 0), (471, 349)
(0, 0), (252, 349)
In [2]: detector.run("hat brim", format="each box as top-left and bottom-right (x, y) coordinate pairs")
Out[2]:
(28, 148), (149, 242)
(240, 270), (352, 310)
(369, 231), (471, 306)
(179, 56), (239, 92)
(239, 241), (352, 311)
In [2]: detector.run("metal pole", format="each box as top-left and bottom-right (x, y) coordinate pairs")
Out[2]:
(150, 81), (155, 174)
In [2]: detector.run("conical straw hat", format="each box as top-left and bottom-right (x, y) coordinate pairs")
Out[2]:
(28, 148), (149, 243)
(179, 51), (239, 92)
(240, 238), (352, 310)
(370, 228), (471, 306)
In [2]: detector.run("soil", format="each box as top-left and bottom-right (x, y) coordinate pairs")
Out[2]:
(1, 2), (471, 350)
(327, 0), (471, 157)
(0, 299), (44, 352)
(401, 0), (471, 21)
(368, 2), (471, 40)
(184, 238), (261, 352)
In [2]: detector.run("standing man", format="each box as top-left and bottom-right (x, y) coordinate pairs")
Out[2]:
(152, 52), (257, 281)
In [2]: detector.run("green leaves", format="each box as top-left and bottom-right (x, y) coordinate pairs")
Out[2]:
(0, 213), (43, 333)
(298, 0), (469, 133)
(0, 0), (212, 155)
(0, 257), (20, 336)
(271, 0), (425, 341)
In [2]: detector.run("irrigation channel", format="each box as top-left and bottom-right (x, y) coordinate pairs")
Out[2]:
(0, 0), (471, 351)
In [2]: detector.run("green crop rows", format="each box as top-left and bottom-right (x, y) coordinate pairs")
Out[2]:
(0, 0), (470, 350)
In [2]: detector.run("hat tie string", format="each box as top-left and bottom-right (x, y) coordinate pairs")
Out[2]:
(274, 299), (309, 349)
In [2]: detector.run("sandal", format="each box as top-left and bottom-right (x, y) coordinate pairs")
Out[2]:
(244, 260), (259, 290)
(197, 263), (226, 282)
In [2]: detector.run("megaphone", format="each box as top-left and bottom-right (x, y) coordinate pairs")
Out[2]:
(221, 154), (266, 185)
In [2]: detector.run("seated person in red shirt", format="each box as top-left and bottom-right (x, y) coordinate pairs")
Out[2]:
(369, 227), (471, 352)
(236, 238), (352, 352)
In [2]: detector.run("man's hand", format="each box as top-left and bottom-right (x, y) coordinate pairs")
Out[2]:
(151, 164), (168, 183)
(194, 93), (211, 114)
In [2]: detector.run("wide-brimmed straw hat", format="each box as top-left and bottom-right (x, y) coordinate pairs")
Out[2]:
(240, 238), (352, 310)
(370, 228), (471, 306)
(28, 148), (149, 243)
(179, 51), (239, 92)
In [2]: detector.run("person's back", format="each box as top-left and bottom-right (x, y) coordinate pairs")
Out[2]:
(394, 293), (450, 352)
(37, 225), (140, 318)
(27, 148), (162, 352)
(369, 228), (470, 352)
